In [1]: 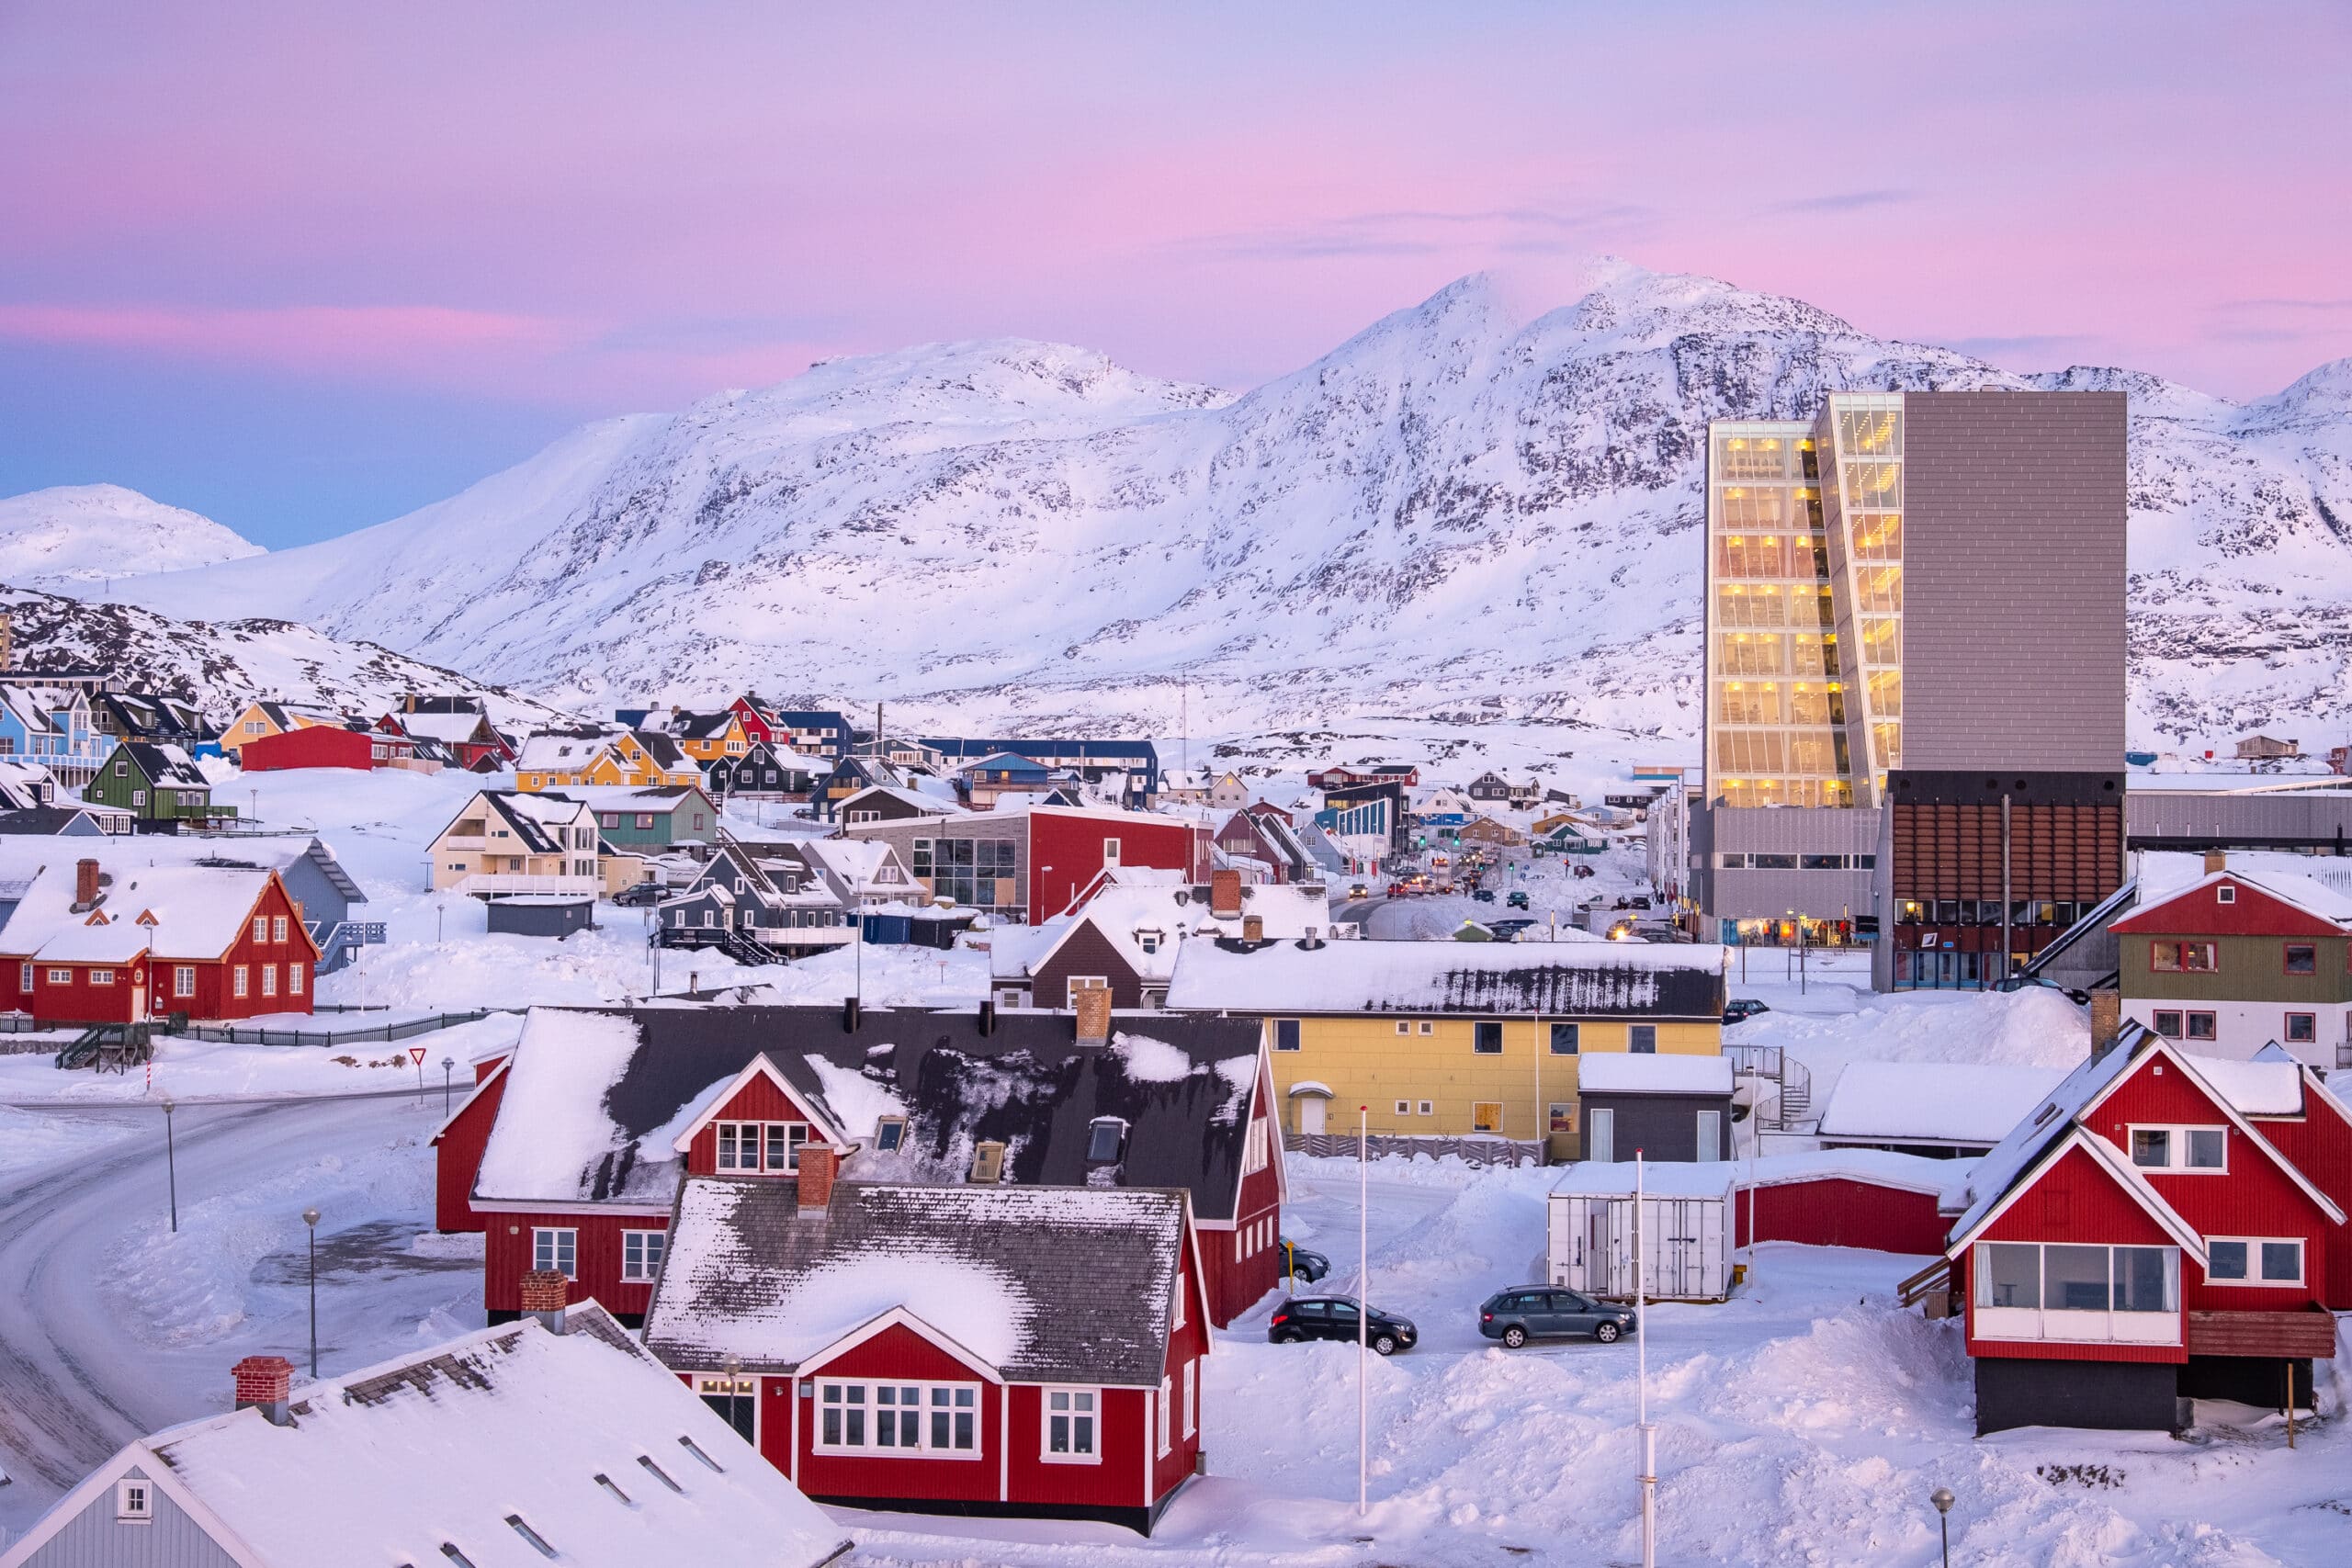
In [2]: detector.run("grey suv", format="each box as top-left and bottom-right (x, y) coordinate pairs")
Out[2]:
(1478, 1286), (1636, 1347)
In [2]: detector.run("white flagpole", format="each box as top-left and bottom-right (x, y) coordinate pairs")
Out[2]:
(1357, 1102), (1369, 1518)
(1637, 1147), (1655, 1568)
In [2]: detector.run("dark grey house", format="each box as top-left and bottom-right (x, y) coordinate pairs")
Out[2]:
(1574, 1052), (1736, 1163)
(657, 840), (852, 959)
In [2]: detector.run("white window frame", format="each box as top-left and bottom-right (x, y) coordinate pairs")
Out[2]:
(288, 964), (303, 996)
(1066, 975), (1110, 1009)
(1041, 1386), (1101, 1463)
(273, 915), (288, 942)
(232, 965), (249, 998)
(2125, 1123), (2228, 1173)
(116, 1477), (153, 1523)
(714, 1120), (809, 1174)
(1171, 1268), (1185, 1330)
(47, 967), (71, 986)
(90, 968), (115, 987)
(1182, 1358), (1197, 1438)
(250, 916), (267, 942)
(1243, 1114), (1270, 1174)
(621, 1229), (667, 1281)
(175, 965), (195, 998)
(2203, 1235), (2305, 1288)
(532, 1226), (578, 1279)
(16, 961), (29, 989)
(1156, 1376), (1171, 1457)
(813, 1379), (982, 1458)
(1970, 1240), (2181, 1346)
(260, 964), (277, 998)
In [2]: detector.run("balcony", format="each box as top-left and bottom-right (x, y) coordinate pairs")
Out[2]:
(2186, 1309), (2337, 1359)
(454, 874), (601, 898)
(440, 835), (490, 851)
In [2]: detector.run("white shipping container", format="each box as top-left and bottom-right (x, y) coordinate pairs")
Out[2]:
(1548, 1168), (1735, 1303)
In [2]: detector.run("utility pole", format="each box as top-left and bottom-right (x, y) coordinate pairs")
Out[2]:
(303, 1207), (321, 1379)
(1357, 1103), (1368, 1518)
(1636, 1149), (1656, 1568)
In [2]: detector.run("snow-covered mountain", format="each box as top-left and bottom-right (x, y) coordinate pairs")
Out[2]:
(0, 586), (574, 730)
(92, 259), (2352, 752)
(0, 485), (263, 592)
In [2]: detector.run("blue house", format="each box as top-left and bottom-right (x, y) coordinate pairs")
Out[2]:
(0, 683), (108, 791)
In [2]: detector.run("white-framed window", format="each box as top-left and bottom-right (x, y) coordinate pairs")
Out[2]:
(1042, 1387), (1099, 1461)
(1972, 1240), (2179, 1345)
(2205, 1236), (2304, 1287)
(2127, 1125), (2227, 1172)
(1066, 976), (1109, 1008)
(715, 1120), (809, 1174)
(116, 1477), (153, 1523)
(621, 1229), (667, 1281)
(1243, 1114), (1270, 1173)
(175, 965), (195, 998)
(272, 916), (288, 942)
(1171, 1267), (1185, 1330)
(288, 964), (303, 995)
(1418, 1021), (1433, 1035)
(232, 966), (249, 998)
(1394, 1021), (1408, 1035)
(260, 965), (277, 997)
(16, 961), (29, 989)
(90, 968), (115, 987)
(47, 967), (71, 986)
(131, 789), (146, 807)
(1419, 1099), (1435, 1117)
(1182, 1358), (1197, 1438)
(250, 916), (267, 942)
(532, 1227), (577, 1278)
(1395, 1098), (1411, 1115)
(816, 1381), (979, 1456)
(1156, 1376), (1171, 1456)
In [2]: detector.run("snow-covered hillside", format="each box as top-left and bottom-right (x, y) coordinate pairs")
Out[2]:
(0, 586), (574, 728)
(95, 259), (2352, 750)
(0, 484), (263, 592)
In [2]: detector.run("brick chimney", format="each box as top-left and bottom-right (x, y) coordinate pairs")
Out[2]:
(74, 857), (100, 909)
(797, 1144), (839, 1211)
(2088, 989), (2122, 1056)
(518, 1269), (571, 1333)
(1074, 984), (1113, 1047)
(232, 1354), (294, 1425)
(1242, 914), (1264, 942)
(2203, 849), (2227, 875)
(1209, 867), (1242, 919)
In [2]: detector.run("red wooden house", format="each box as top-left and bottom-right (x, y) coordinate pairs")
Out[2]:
(1940, 1027), (2346, 1433)
(729, 694), (778, 747)
(0, 855), (319, 1024)
(643, 1164), (1205, 1534)
(242, 723), (414, 772)
(437, 998), (1282, 1328)
(1025, 804), (1213, 925)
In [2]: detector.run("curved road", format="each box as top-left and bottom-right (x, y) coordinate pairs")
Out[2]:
(0, 1091), (442, 1526)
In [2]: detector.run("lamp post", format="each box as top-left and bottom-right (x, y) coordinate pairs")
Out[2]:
(161, 1094), (178, 1234)
(1356, 1102), (1368, 1519)
(441, 1055), (456, 1116)
(1929, 1486), (1954, 1568)
(302, 1206), (321, 1378)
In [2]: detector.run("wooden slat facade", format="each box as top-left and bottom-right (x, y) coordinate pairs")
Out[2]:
(2185, 1308), (2339, 1359)
(1893, 801), (2124, 901)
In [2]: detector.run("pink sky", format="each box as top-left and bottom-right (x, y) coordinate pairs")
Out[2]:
(2, 2), (2347, 536)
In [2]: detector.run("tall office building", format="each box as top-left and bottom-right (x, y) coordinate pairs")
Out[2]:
(1692, 389), (2128, 988)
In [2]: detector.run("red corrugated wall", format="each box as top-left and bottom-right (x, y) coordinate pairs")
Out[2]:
(1736, 1179), (1949, 1255)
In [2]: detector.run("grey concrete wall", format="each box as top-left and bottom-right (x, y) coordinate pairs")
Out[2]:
(2127, 788), (2352, 848)
(1902, 391), (2127, 772)
(1690, 805), (1879, 921)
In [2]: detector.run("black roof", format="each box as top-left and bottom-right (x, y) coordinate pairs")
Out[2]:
(118, 741), (209, 787)
(0, 806), (99, 835)
(642, 1178), (1185, 1382)
(476, 1003), (1264, 1219)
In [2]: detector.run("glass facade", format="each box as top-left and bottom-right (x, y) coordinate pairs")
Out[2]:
(1702, 423), (1849, 807)
(1815, 394), (1906, 803)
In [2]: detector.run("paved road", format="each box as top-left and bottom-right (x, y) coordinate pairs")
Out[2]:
(0, 1093), (432, 1512)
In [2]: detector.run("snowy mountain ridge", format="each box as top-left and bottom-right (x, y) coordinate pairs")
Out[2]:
(0, 484), (263, 592)
(69, 258), (2352, 753)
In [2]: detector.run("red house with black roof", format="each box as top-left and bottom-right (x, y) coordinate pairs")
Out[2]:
(642, 1167), (1206, 1534)
(434, 997), (1283, 1328)
(1940, 1026), (2347, 1433)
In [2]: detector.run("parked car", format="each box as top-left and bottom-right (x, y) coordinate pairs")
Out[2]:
(1471, 888), (1496, 903)
(612, 882), (665, 908)
(1629, 895), (1653, 910)
(1487, 917), (1537, 939)
(1478, 1286), (1636, 1348)
(1723, 998), (1770, 1024)
(1267, 1296), (1419, 1356)
(1281, 1241), (1329, 1283)
(1994, 975), (2092, 1004)
(1507, 890), (1530, 908)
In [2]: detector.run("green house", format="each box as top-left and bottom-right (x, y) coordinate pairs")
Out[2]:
(84, 741), (234, 829)
(544, 784), (717, 851)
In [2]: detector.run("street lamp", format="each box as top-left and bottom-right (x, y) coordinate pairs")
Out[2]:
(302, 1206), (321, 1379)
(1929, 1485), (1954, 1568)
(161, 1094), (178, 1233)
(441, 1055), (456, 1117)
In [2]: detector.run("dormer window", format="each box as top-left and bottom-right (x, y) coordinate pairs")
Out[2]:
(969, 1141), (1006, 1184)
(1136, 928), (1163, 955)
(1086, 1118), (1127, 1164)
(875, 1117), (906, 1153)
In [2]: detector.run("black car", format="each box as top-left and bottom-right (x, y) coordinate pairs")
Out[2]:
(1723, 998), (1770, 1024)
(612, 882), (666, 908)
(1281, 1240), (1330, 1283)
(1478, 1286), (1636, 1347)
(1268, 1296), (1419, 1356)
(1486, 917), (1537, 939)
(1471, 888), (1496, 903)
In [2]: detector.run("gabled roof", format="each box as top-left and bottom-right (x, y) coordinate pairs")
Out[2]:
(1163, 936), (1727, 1018)
(469, 1004), (1265, 1219)
(0, 1304), (849, 1568)
(643, 1178), (1187, 1385)
(1945, 1126), (2211, 1265)
(114, 740), (209, 787)
(393, 710), (499, 746)
(628, 730), (694, 771)
(542, 784), (711, 815)
(998, 882), (1337, 986)
(0, 853), (312, 963)
(514, 728), (618, 771)
(2109, 865), (2352, 933)
(1817, 1062), (2066, 1146)
(837, 783), (965, 817)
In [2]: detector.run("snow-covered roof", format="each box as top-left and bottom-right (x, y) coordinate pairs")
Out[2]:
(542, 784), (709, 814)
(794, 835), (914, 895)
(1816, 1061), (2066, 1145)
(643, 1179), (1186, 1384)
(1938, 1036), (2143, 1234)
(1575, 1053), (1736, 1096)
(1551, 1160), (1739, 1200)
(114, 740), (209, 786)
(1001, 882), (1337, 985)
(0, 855), (301, 963)
(1738, 1148), (1973, 1197)
(471, 1004), (1267, 1221)
(1163, 936), (1725, 1018)
(2115, 864), (2352, 928)
(514, 728), (617, 770)
(395, 710), (497, 745)
(2182, 1053), (2307, 1117)
(11, 1305), (849, 1568)
(840, 783), (965, 816)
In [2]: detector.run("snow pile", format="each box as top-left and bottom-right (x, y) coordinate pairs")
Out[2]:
(798, 1054), (908, 1139)
(0, 1103), (138, 1181)
(472, 1010), (651, 1202)
(1816, 1061), (2066, 1145)
(1112, 1031), (1202, 1084)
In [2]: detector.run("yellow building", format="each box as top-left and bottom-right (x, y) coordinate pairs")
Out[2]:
(513, 728), (702, 792)
(1163, 936), (1727, 1158)
(221, 699), (343, 758)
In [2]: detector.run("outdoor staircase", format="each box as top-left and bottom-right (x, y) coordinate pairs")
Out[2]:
(1725, 1043), (1814, 1131)
(1897, 1257), (1960, 1317)
(53, 1028), (105, 1070)
(53, 1022), (153, 1072)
